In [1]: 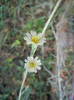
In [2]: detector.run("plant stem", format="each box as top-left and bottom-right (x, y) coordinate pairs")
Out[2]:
(41, 0), (63, 99)
(30, 45), (37, 56)
(57, 66), (62, 100)
(18, 44), (36, 100)
(42, 0), (62, 35)
(56, 40), (63, 100)
(41, 45), (54, 76)
(18, 70), (27, 100)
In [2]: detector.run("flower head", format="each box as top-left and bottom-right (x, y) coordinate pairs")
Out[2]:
(24, 56), (41, 73)
(24, 31), (46, 48)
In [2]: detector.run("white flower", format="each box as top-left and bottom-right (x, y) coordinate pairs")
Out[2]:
(24, 56), (41, 73)
(24, 31), (46, 48)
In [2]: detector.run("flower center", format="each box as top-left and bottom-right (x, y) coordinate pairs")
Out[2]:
(32, 36), (39, 44)
(29, 62), (35, 68)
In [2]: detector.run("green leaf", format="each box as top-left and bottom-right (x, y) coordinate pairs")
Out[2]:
(17, 66), (24, 72)
(11, 40), (21, 47)
(19, 60), (24, 66)
(7, 58), (12, 62)
(8, 63), (13, 68)
(34, 79), (38, 89)
(0, 94), (9, 100)
(35, 92), (40, 97)
(40, 81), (45, 87)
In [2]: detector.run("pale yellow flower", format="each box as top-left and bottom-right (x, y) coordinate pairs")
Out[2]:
(24, 56), (41, 73)
(24, 31), (46, 48)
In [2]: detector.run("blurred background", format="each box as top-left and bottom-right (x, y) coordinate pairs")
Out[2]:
(0, 0), (74, 100)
